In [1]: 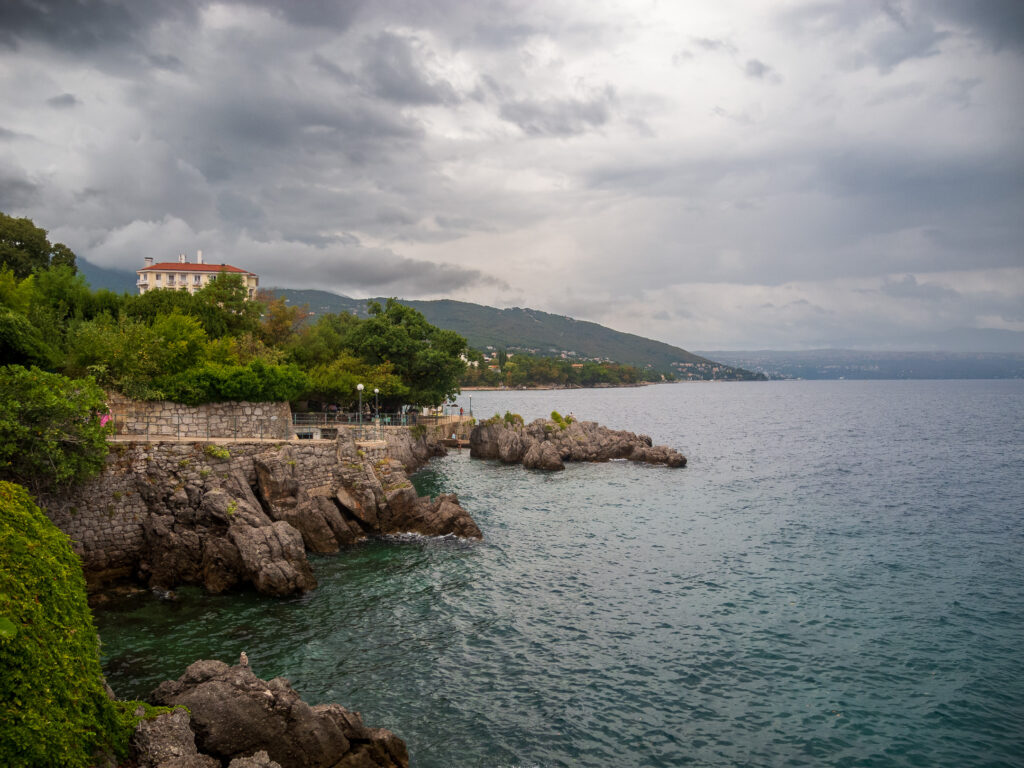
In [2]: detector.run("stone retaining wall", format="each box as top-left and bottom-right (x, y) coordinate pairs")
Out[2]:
(38, 438), (353, 578)
(106, 392), (293, 440)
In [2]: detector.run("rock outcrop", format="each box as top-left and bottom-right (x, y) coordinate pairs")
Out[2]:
(148, 659), (408, 768)
(124, 436), (479, 598)
(131, 707), (219, 768)
(470, 418), (686, 470)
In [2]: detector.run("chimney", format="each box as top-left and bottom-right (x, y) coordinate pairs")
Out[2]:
(196, 249), (203, 264)
(144, 257), (153, 267)
(178, 253), (187, 264)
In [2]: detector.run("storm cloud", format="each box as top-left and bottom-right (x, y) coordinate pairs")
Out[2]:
(0, 0), (1021, 350)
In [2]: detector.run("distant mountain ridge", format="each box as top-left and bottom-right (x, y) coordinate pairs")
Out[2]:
(271, 288), (717, 372)
(700, 349), (1024, 380)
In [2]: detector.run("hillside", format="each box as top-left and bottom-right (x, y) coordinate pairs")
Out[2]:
(271, 288), (723, 373)
(699, 349), (1024, 380)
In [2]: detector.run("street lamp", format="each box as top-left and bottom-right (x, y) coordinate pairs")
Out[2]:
(374, 388), (379, 418)
(469, 395), (472, 418)
(356, 384), (364, 433)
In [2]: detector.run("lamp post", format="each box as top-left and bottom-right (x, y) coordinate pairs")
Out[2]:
(469, 395), (472, 418)
(356, 383), (364, 435)
(374, 388), (379, 417)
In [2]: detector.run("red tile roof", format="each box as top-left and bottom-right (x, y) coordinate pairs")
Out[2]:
(139, 262), (254, 274)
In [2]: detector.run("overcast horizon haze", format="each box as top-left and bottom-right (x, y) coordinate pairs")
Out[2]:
(2, 0), (1022, 352)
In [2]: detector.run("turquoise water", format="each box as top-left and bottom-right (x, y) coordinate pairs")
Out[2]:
(95, 380), (1024, 767)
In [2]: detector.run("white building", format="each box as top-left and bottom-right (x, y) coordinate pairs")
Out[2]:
(136, 251), (259, 298)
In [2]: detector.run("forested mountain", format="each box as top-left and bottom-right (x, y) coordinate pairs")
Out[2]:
(270, 288), (720, 373)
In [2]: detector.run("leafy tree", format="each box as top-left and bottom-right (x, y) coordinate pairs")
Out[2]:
(307, 353), (408, 408)
(155, 360), (310, 405)
(0, 366), (110, 494)
(285, 311), (360, 369)
(258, 293), (310, 347)
(151, 312), (208, 371)
(0, 212), (77, 278)
(194, 272), (262, 337)
(65, 315), (165, 398)
(0, 308), (57, 368)
(343, 299), (466, 407)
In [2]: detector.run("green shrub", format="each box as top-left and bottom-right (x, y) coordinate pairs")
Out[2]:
(155, 360), (310, 405)
(0, 366), (110, 494)
(409, 424), (427, 441)
(0, 482), (129, 766)
(503, 411), (524, 426)
(203, 444), (230, 460)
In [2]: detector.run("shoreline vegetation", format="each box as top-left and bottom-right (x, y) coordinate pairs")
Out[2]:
(0, 211), (687, 768)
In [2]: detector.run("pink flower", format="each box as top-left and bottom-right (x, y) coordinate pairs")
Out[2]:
(100, 414), (111, 427)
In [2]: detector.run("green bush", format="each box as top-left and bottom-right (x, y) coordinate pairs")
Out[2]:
(0, 482), (127, 766)
(155, 360), (310, 405)
(0, 366), (110, 494)
(203, 444), (230, 460)
(503, 411), (524, 426)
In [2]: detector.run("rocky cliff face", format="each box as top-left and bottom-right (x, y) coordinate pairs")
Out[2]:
(42, 430), (480, 599)
(469, 418), (686, 470)
(136, 658), (408, 768)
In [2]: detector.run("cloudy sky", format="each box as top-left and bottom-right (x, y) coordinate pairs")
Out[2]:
(1, 0), (1022, 351)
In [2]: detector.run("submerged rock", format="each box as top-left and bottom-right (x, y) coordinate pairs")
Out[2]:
(149, 659), (409, 768)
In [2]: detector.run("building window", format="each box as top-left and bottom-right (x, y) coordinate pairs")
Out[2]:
(167, 275), (175, 285)
(139, 273), (148, 282)
(193, 274), (202, 284)
(155, 273), (162, 282)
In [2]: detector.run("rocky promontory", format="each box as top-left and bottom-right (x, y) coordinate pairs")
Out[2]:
(42, 428), (481, 600)
(470, 416), (686, 470)
(135, 656), (408, 768)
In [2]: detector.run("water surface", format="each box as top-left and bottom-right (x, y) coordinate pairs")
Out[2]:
(96, 380), (1024, 767)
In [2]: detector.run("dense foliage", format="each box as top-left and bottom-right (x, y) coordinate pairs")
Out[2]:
(0, 212), (77, 278)
(0, 366), (110, 494)
(0, 211), (469, 409)
(462, 350), (670, 388)
(0, 482), (126, 767)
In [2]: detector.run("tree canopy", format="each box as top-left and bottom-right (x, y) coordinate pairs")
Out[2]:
(0, 214), (469, 409)
(0, 212), (77, 278)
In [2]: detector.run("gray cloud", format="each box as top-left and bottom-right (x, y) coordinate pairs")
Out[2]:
(46, 93), (79, 109)
(360, 32), (459, 105)
(499, 88), (615, 136)
(744, 59), (772, 79)
(0, 0), (1020, 350)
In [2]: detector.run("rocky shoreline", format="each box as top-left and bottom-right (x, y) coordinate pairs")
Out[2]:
(131, 656), (408, 768)
(469, 416), (686, 470)
(41, 426), (479, 601)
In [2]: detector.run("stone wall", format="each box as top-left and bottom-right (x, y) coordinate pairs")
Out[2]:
(105, 392), (294, 440)
(39, 438), (349, 579)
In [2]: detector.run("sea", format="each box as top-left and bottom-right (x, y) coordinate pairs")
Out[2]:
(94, 380), (1024, 768)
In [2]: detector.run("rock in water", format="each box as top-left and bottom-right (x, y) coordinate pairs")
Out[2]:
(150, 659), (409, 768)
(470, 417), (686, 470)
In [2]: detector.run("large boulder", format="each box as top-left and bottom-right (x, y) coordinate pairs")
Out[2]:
(149, 659), (408, 768)
(522, 441), (564, 471)
(141, 513), (204, 589)
(380, 488), (483, 540)
(228, 521), (317, 596)
(131, 707), (219, 768)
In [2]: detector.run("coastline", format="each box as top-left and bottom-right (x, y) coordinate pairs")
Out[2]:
(461, 381), (654, 391)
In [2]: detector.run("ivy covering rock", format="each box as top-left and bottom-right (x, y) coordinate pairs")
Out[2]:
(0, 481), (152, 767)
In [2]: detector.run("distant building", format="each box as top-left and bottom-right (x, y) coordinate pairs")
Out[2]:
(136, 250), (259, 299)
